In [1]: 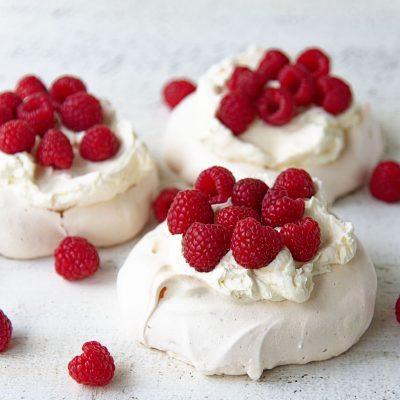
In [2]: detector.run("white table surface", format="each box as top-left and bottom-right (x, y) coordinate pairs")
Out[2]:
(0, 1), (399, 399)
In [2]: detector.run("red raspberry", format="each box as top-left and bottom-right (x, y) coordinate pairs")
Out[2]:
(396, 296), (400, 323)
(60, 92), (103, 132)
(216, 93), (255, 135)
(279, 64), (315, 106)
(194, 166), (236, 204)
(54, 236), (100, 281)
(231, 217), (282, 269)
(315, 76), (352, 115)
(216, 205), (260, 235)
(68, 341), (115, 386)
(257, 87), (295, 126)
(17, 93), (54, 136)
(227, 66), (263, 100)
(0, 91), (22, 115)
(0, 105), (13, 126)
(257, 49), (290, 83)
(231, 178), (269, 212)
(274, 168), (315, 199)
(50, 75), (87, 105)
(280, 217), (321, 262)
(152, 187), (180, 222)
(163, 79), (196, 109)
(167, 190), (214, 235)
(80, 125), (120, 162)
(16, 75), (47, 99)
(0, 120), (36, 154)
(182, 222), (230, 272)
(369, 161), (400, 203)
(0, 310), (12, 352)
(36, 128), (74, 169)
(296, 48), (330, 78)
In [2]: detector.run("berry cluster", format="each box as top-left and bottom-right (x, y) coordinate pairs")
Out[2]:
(0, 75), (120, 168)
(217, 47), (353, 135)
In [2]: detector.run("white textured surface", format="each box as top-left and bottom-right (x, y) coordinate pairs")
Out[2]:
(0, 0), (399, 399)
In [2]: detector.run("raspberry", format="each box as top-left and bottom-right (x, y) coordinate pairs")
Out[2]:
(167, 190), (214, 235)
(68, 341), (115, 386)
(231, 217), (282, 269)
(152, 187), (180, 222)
(36, 128), (74, 169)
(60, 92), (103, 132)
(216, 93), (255, 135)
(227, 66), (263, 100)
(257, 87), (295, 126)
(50, 75), (87, 105)
(182, 222), (230, 272)
(54, 236), (100, 281)
(0, 310), (12, 352)
(274, 168), (315, 199)
(231, 178), (269, 212)
(17, 93), (54, 136)
(0, 105), (13, 126)
(257, 49), (290, 83)
(80, 125), (120, 162)
(369, 161), (400, 203)
(0, 91), (22, 115)
(280, 217), (321, 262)
(0, 120), (36, 154)
(163, 79), (196, 109)
(16, 75), (47, 99)
(396, 296), (400, 323)
(315, 76), (352, 115)
(279, 64), (315, 106)
(297, 48), (330, 78)
(216, 205), (260, 235)
(194, 166), (236, 204)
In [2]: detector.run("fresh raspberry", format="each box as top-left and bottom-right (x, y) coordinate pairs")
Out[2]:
(257, 87), (295, 126)
(369, 161), (400, 203)
(182, 222), (230, 272)
(80, 125), (120, 162)
(227, 66), (263, 100)
(36, 128), (74, 169)
(231, 217), (282, 269)
(68, 341), (115, 386)
(163, 79), (196, 109)
(50, 75), (87, 105)
(257, 49), (290, 83)
(0, 105), (13, 126)
(17, 93), (54, 136)
(0, 310), (12, 352)
(0, 91), (22, 115)
(167, 190), (214, 235)
(216, 205), (260, 235)
(274, 168), (315, 199)
(278, 64), (315, 106)
(231, 178), (269, 212)
(280, 217), (321, 262)
(396, 296), (400, 323)
(54, 236), (100, 281)
(216, 93), (255, 135)
(60, 92), (103, 132)
(296, 48), (330, 78)
(194, 166), (236, 204)
(152, 187), (180, 222)
(16, 75), (47, 99)
(0, 120), (36, 154)
(315, 76), (352, 115)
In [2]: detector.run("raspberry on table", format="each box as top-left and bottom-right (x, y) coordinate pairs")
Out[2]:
(396, 296), (400, 323)
(68, 341), (115, 386)
(0, 120), (36, 154)
(163, 79), (196, 109)
(369, 160), (400, 203)
(216, 205), (260, 236)
(152, 187), (180, 222)
(280, 217), (321, 262)
(0, 91), (22, 115)
(296, 48), (330, 78)
(16, 75), (47, 99)
(182, 222), (230, 272)
(0, 310), (12, 352)
(194, 165), (236, 204)
(54, 236), (100, 281)
(231, 178), (269, 212)
(50, 75), (87, 105)
(0, 105), (13, 126)
(257, 49), (290, 83)
(273, 168), (315, 199)
(227, 66), (263, 100)
(60, 92), (103, 132)
(36, 128), (74, 169)
(167, 189), (214, 234)
(80, 124), (120, 162)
